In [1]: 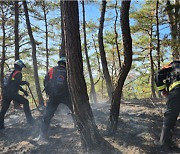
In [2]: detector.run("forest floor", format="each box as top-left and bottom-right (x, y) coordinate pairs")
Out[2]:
(0, 98), (180, 154)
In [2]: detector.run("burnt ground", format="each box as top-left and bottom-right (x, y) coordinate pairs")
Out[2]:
(0, 99), (180, 154)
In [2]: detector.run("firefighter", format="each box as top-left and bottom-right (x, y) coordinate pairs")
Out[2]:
(36, 57), (73, 141)
(155, 60), (180, 149)
(0, 60), (35, 129)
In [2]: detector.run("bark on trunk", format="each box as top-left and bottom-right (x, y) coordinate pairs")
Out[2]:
(14, 1), (21, 109)
(23, 1), (44, 106)
(62, 1), (117, 152)
(166, 0), (180, 60)
(156, 0), (160, 70)
(98, 0), (114, 101)
(82, 1), (97, 104)
(60, 1), (65, 58)
(0, 5), (6, 94)
(42, 1), (49, 74)
(107, 0), (132, 135)
(114, 0), (121, 69)
(149, 25), (156, 99)
(92, 34), (102, 79)
(14, 1), (19, 61)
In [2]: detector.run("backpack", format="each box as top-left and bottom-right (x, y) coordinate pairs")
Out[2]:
(3, 70), (20, 88)
(47, 66), (67, 96)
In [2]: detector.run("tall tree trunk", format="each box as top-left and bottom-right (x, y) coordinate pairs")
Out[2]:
(111, 48), (116, 84)
(156, 0), (160, 70)
(14, 1), (19, 61)
(114, 0), (121, 69)
(101, 78), (104, 98)
(174, 0), (180, 60)
(92, 34), (102, 80)
(98, 0), (114, 102)
(107, 0), (132, 135)
(176, 0), (180, 47)
(149, 24), (156, 99)
(92, 34), (104, 98)
(0, 5), (6, 95)
(166, 0), (179, 60)
(61, 1), (117, 152)
(23, 1), (44, 106)
(60, 1), (65, 58)
(82, 1), (97, 104)
(42, 1), (49, 74)
(14, 1), (21, 109)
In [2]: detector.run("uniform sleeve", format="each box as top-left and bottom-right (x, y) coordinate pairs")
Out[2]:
(13, 72), (23, 85)
(155, 68), (171, 91)
(43, 73), (49, 87)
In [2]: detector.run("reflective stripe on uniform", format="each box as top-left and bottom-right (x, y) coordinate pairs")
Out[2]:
(169, 81), (180, 91)
(12, 71), (20, 80)
(157, 84), (166, 91)
(49, 68), (54, 80)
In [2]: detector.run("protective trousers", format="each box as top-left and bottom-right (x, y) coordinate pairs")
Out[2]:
(160, 87), (180, 146)
(39, 93), (73, 138)
(0, 92), (34, 128)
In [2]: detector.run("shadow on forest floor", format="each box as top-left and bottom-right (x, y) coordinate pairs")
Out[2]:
(92, 99), (180, 154)
(0, 99), (179, 154)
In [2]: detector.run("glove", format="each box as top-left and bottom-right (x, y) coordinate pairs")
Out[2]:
(161, 90), (168, 98)
(24, 91), (29, 97)
(25, 81), (29, 86)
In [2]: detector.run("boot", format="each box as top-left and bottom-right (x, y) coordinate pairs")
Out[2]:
(159, 126), (170, 146)
(25, 111), (35, 126)
(24, 106), (35, 126)
(34, 122), (49, 142)
(36, 129), (49, 142)
(155, 127), (179, 150)
(25, 112), (35, 126)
